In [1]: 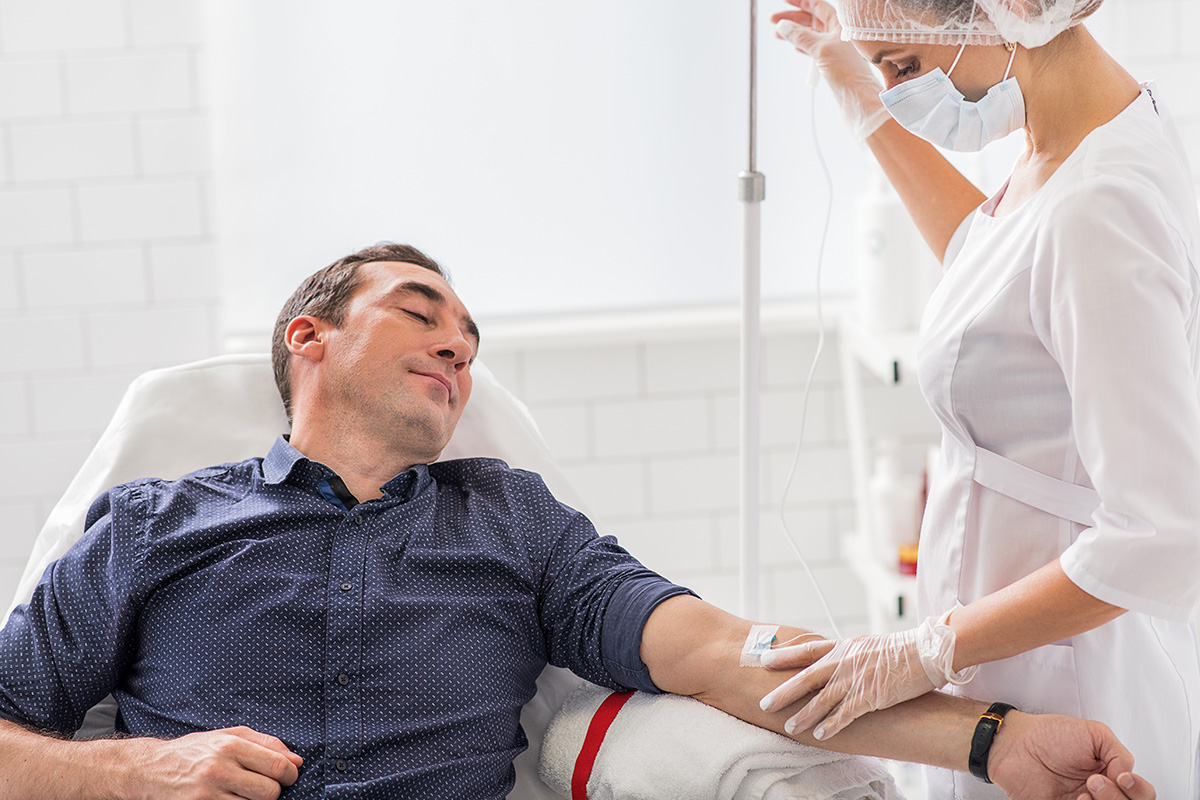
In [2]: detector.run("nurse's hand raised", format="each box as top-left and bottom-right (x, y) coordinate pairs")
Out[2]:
(759, 612), (977, 739)
(771, 0), (891, 142)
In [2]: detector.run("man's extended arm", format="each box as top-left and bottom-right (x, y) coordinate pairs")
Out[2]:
(0, 720), (301, 800)
(640, 594), (1153, 799)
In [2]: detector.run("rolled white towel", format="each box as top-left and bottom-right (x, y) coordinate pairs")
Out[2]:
(537, 683), (905, 800)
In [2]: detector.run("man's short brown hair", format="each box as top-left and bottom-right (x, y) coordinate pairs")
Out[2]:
(271, 243), (444, 424)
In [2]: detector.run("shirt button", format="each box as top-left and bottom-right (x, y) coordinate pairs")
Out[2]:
(354, 516), (364, 526)
(337, 673), (350, 686)
(336, 759), (348, 772)
(340, 582), (352, 592)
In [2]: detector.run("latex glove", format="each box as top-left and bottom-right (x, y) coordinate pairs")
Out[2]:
(758, 611), (978, 740)
(771, 0), (891, 142)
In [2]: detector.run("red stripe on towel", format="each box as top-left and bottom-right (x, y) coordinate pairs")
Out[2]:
(570, 689), (635, 800)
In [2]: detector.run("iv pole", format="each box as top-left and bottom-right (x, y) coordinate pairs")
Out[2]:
(738, 0), (765, 619)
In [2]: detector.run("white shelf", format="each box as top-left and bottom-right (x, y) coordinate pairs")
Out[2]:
(839, 314), (932, 635)
(839, 315), (921, 385)
(843, 532), (918, 630)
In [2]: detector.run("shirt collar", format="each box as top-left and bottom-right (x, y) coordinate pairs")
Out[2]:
(262, 435), (433, 503)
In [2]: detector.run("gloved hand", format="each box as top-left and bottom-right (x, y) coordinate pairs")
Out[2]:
(758, 610), (978, 740)
(771, 0), (891, 142)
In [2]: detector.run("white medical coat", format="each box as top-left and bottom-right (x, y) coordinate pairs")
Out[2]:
(916, 83), (1200, 798)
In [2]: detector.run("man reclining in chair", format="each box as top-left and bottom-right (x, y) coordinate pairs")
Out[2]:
(0, 244), (1152, 800)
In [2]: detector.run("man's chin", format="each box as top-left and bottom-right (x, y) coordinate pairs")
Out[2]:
(389, 411), (455, 463)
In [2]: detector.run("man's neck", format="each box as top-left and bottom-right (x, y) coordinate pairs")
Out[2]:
(287, 419), (433, 503)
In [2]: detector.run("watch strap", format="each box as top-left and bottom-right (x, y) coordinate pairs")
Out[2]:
(968, 701), (1016, 783)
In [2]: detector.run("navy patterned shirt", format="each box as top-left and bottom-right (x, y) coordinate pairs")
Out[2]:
(0, 437), (690, 799)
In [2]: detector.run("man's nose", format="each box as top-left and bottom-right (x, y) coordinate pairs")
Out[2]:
(432, 329), (472, 368)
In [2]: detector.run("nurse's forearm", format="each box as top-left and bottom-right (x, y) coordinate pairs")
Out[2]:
(948, 560), (1125, 671)
(865, 118), (986, 261)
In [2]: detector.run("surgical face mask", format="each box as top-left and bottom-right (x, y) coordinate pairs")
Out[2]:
(878, 44), (1025, 153)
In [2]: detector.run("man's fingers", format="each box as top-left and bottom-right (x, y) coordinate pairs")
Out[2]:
(231, 743), (301, 787)
(225, 772), (289, 800)
(1111, 773), (1155, 800)
(1084, 773), (1155, 800)
(1090, 723), (1150, 797)
(760, 638), (834, 670)
(212, 727), (301, 786)
(224, 726), (304, 768)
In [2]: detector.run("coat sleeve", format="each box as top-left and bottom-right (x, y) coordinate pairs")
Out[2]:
(1031, 175), (1200, 622)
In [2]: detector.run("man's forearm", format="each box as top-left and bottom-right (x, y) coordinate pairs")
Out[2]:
(0, 718), (301, 799)
(640, 595), (983, 770)
(0, 718), (129, 799)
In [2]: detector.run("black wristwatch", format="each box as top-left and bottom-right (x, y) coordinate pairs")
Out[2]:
(968, 702), (1016, 783)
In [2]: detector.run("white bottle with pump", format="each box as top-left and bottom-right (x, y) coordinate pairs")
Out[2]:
(853, 170), (940, 333)
(867, 438), (924, 564)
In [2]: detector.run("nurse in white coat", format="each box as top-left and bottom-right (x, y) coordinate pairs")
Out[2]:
(758, 0), (1200, 797)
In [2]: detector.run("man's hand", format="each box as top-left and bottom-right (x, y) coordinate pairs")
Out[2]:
(988, 712), (1154, 800)
(123, 726), (302, 800)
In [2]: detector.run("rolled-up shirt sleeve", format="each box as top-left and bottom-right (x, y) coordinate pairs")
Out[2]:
(0, 485), (144, 733)
(1032, 176), (1200, 621)
(514, 471), (692, 693)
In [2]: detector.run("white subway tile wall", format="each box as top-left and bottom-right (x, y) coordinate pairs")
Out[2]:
(10, 120), (137, 182)
(0, 0), (217, 602)
(0, 60), (64, 118)
(494, 325), (891, 634)
(0, 382), (28, 437)
(22, 247), (147, 308)
(0, 0), (1197, 635)
(0, 0), (127, 53)
(0, 252), (17, 311)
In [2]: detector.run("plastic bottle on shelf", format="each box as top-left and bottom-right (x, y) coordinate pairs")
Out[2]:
(853, 171), (920, 334)
(868, 438), (924, 570)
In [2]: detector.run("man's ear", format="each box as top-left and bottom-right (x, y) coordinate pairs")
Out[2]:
(285, 316), (329, 363)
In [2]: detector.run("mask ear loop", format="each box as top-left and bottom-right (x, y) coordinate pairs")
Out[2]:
(946, 0), (976, 79)
(946, 43), (968, 78)
(1002, 41), (1017, 80)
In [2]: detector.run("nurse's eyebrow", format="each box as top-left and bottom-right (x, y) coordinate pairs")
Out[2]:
(389, 282), (481, 347)
(871, 48), (905, 65)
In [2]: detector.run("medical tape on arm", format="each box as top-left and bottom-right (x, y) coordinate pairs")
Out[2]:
(740, 625), (780, 667)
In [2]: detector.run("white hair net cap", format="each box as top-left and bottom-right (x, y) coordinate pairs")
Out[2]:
(838, 0), (1104, 49)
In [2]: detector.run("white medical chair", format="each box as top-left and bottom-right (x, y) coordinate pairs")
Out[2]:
(10, 354), (584, 800)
